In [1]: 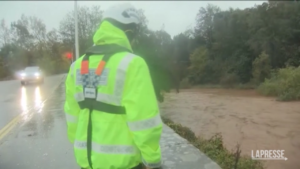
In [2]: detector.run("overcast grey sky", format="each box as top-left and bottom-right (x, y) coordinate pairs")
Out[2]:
(0, 1), (266, 38)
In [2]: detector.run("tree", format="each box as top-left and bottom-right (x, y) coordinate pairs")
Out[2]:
(0, 2), (299, 96)
(59, 5), (103, 55)
(0, 19), (12, 46)
(252, 51), (271, 84)
(183, 2), (300, 86)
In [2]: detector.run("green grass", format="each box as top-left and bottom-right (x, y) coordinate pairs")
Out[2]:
(162, 117), (265, 169)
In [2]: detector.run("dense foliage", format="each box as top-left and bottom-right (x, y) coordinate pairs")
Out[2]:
(1, 1), (300, 100)
(186, 2), (300, 86)
(184, 1), (300, 100)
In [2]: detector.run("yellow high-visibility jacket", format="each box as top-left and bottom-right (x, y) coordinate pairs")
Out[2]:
(64, 20), (163, 169)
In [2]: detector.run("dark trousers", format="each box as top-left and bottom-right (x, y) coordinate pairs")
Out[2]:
(81, 163), (143, 169)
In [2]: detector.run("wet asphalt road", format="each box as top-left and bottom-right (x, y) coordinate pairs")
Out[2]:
(0, 74), (78, 169)
(0, 75), (64, 129)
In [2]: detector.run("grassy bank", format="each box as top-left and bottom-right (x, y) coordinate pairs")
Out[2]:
(180, 77), (256, 90)
(180, 66), (300, 102)
(161, 117), (265, 169)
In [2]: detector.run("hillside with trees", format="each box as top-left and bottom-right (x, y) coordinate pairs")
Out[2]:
(0, 1), (299, 101)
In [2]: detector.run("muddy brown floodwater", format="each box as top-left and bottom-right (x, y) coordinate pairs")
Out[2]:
(160, 88), (300, 169)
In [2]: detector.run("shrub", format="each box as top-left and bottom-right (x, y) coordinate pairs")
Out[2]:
(219, 73), (239, 88)
(179, 77), (192, 89)
(258, 66), (300, 101)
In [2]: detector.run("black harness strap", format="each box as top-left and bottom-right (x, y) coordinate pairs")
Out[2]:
(78, 99), (126, 115)
(79, 44), (131, 169)
(79, 44), (131, 114)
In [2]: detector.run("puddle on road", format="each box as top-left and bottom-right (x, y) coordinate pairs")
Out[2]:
(3, 97), (15, 102)
(161, 88), (300, 169)
(18, 83), (66, 140)
(20, 86), (45, 122)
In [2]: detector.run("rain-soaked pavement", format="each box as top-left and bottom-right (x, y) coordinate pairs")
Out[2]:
(0, 74), (78, 169)
(0, 74), (66, 129)
(0, 74), (221, 169)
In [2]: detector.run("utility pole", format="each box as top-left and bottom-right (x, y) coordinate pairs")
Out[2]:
(160, 23), (165, 31)
(72, 47), (74, 64)
(74, 0), (80, 60)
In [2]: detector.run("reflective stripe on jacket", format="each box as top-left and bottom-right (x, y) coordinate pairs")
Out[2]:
(64, 20), (163, 169)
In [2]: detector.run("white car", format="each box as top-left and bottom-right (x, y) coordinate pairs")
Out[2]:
(19, 66), (44, 85)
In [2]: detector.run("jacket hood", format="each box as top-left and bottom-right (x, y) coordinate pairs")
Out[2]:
(93, 20), (133, 52)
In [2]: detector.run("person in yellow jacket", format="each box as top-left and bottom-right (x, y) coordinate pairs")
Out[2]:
(64, 3), (163, 169)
